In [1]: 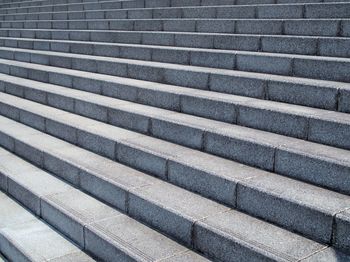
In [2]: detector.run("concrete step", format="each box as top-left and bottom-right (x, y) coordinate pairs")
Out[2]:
(0, 0), (348, 259)
(0, 0), (145, 11)
(0, 0), (104, 7)
(0, 46), (350, 103)
(1, 91), (350, 251)
(1, 35), (350, 84)
(0, 113), (350, 258)
(1, 0), (350, 16)
(0, 18), (349, 37)
(1, 29), (349, 58)
(0, 41), (348, 85)
(1, 2), (350, 19)
(0, 42), (345, 109)
(0, 0), (239, 12)
(0, 0), (153, 14)
(0, 0), (296, 15)
(0, 41), (346, 112)
(0, 0), (106, 8)
(0, 0), (234, 13)
(1, 69), (350, 156)
(0, 148), (208, 262)
(0, 0), (92, 7)
(0, 53), (349, 141)
(1, 74), (350, 193)
(4, 0), (350, 4)
(1, 37), (349, 70)
(0, 73), (349, 190)
(0, 191), (95, 261)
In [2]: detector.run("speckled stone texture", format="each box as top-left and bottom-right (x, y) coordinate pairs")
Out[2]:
(0, 0), (349, 260)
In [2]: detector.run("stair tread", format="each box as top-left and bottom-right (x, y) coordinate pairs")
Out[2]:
(1, 66), (349, 122)
(0, 40), (350, 112)
(3, 17), (350, 20)
(1, 92), (350, 222)
(0, 0), (179, 10)
(0, 191), (95, 262)
(1, 35), (347, 58)
(1, 0), (350, 14)
(1, 37), (349, 67)
(2, 27), (350, 37)
(0, 68), (349, 158)
(1, 28), (349, 58)
(1, 47), (350, 88)
(0, 0), (121, 8)
(0, 115), (344, 261)
(0, 147), (208, 262)
(1, 51), (350, 148)
(1, 69), (350, 149)
(0, 0), (349, 258)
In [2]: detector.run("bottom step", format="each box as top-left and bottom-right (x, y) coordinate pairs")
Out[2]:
(0, 147), (208, 262)
(0, 192), (94, 262)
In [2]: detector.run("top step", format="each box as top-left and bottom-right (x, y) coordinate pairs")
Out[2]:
(4, 0), (350, 6)
(1, 0), (350, 15)
(1, 2), (350, 19)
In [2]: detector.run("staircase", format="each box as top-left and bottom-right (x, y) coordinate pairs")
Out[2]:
(0, 0), (349, 260)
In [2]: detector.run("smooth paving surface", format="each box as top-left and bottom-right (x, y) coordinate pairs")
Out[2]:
(0, 0), (349, 260)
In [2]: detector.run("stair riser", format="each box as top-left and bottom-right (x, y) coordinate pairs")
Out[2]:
(0, 156), (127, 259)
(0, 0), (241, 11)
(0, 0), (145, 13)
(0, 0), (290, 14)
(2, 3), (350, 19)
(1, 47), (350, 106)
(0, 0), (99, 9)
(2, 78), (350, 195)
(1, 72), (349, 189)
(0, 152), (203, 262)
(4, 0), (350, 6)
(0, 39), (349, 113)
(0, 51), (350, 149)
(0, 238), (32, 262)
(1, 29), (349, 58)
(0, 94), (241, 208)
(0, 0), (349, 18)
(2, 40), (350, 85)
(0, 0), (103, 8)
(0, 0), (348, 258)
(0, 96), (348, 246)
(1, 19), (348, 37)
(0, 121), (301, 262)
(0, 196), (94, 262)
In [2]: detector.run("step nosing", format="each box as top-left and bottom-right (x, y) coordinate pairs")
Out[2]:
(1, 37), (349, 61)
(2, 47), (350, 83)
(1, 27), (350, 39)
(0, 150), (206, 262)
(1, 0), (350, 14)
(0, 71), (348, 143)
(0, 105), (348, 258)
(0, 0), (350, 259)
(1, 91), (350, 204)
